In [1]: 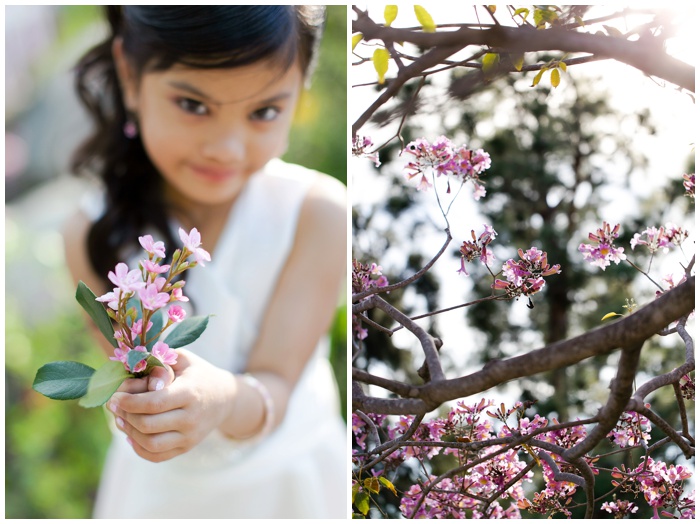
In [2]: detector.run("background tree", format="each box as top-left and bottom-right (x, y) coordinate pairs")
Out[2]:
(352, 5), (694, 519)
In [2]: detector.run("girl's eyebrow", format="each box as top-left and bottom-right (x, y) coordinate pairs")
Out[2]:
(167, 80), (292, 106)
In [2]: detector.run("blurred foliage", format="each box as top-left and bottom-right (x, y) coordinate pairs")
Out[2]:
(284, 5), (347, 185)
(6, 5), (348, 519)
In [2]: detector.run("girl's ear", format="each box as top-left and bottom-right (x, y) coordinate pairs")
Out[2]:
(112, 37), (139, 112)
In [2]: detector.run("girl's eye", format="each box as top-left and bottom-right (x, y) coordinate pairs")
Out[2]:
(251, 106), (281, 122)
(176, 97), (208, 116)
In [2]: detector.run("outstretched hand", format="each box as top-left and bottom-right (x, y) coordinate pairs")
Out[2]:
(108, 349), (237, 463)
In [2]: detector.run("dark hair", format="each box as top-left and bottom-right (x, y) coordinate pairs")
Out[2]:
(72, 6), (325, 285)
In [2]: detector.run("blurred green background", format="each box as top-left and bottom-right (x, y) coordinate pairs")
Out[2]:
(5, 5), (347, 519)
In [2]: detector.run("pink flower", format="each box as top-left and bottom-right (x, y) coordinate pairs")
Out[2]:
(130, 319), (153, 341)
(142, 259), (170, 275)
(179, 227), (212, 266)
(138, 235), (166, 258)
(108, 263), (145, 292)
(579, 222), (626, 270)
(138, 284), (170, 311)
(683, 173), (694, 199)
(170, 287), (189, 303)
(167, 305), (186, 323)
(96, 287), (124, 311)
(109, 342), (130, 365)
(151, 341), (178, 366)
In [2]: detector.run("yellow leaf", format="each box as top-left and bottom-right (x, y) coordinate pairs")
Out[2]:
(601, 312), (622, 321)
(513, 8), (529, 19)
(414, 5), (436, 33)
(558, 61), (567, 72)
(488, 5), (496, 13)
(384, 5), (398, 26)
(379, 476), (398, 496)
(531, 67), (545, 87)
(352, 33), (363, 51)
(355, 491), (370, 515)
(373, 48), (390, 84)
(512, 53), (524, 72)
(550, 68), (560, 88)
(363, 476), (380, 494)
(482, 52), (499, 74)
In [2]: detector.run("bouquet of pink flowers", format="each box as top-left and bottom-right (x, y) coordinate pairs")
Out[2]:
(33, 228), (211, 407)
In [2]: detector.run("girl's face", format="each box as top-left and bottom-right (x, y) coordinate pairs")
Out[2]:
(119, 49), (303, 209)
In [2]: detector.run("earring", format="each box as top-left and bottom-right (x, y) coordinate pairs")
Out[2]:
(123, 117), (138, 139)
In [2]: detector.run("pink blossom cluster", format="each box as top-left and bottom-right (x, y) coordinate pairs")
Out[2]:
(679, 374), (694, 401)
(683, 173), (694, 199)
(352, 259), (389, 340)
(492, 247), (561, 297)
(96, 228), (211, 373)
(578, 221), (627, 270)
(352, 134), (381, 167)
(631, 223), (689, 253)
(600, 499), (639, 517)
(457, 225), (497, 276)
(402, 136), (490, 198)
(613, 457), (695, 519)
(607, 410), (651, 448)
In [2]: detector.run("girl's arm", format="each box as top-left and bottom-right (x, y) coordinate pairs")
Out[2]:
(110, 173), (347, 462)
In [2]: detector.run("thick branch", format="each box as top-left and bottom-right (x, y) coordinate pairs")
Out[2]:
(353, 16), (694, 92)
(355, 276), (693, 415)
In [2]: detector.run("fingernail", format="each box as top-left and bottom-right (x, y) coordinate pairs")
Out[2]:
(108, 402), (118, 413)
(116, 417), (125, 429)
(153, 379), (164, 391)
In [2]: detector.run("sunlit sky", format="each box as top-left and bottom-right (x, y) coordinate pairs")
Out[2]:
(351, 5), (696, 378)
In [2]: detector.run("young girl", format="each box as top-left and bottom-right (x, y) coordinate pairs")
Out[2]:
(62, 6), (347, 518)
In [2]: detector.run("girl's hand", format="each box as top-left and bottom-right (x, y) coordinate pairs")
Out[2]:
(108, 349), (236, 463)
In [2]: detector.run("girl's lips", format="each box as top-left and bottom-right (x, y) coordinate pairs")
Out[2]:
(189, 164), (239, 181)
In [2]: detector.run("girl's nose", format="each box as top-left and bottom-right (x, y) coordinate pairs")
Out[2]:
(201, 129), (245, 163)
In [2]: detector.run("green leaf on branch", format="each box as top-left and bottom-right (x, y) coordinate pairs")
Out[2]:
(75, 281), (117, 347)
(372, 48), (390, 85)
(32, 361), (95, 400)
(79, 360), (131, 408)
(354, 491), (370, 516)
(414, 5), (436, 33)
(384, 5), (398, 26)
(513, 8), (529, 20)
(352, 33), (363, 51)
(126, 351), (165, 375)
(163, 315), (210, 348)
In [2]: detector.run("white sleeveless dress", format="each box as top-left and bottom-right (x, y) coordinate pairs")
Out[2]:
(91, 159), (347, 518)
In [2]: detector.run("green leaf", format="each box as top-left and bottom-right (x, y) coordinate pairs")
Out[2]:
(75, 281), (117, 347)
(126, 350), (149, 372)
(384, 5), (398, 26)
(372, 48), (390, 85)
(482, 52), (499, 75)
(378, 476), (398, 496)
(163, 315), (210, 348)
(354, 491), (370, 516)
(414, 5), (436, 33)
(32, 361), (95, 400)
(513, 8), (529, 19)
(79, 361), (131, 408)
(531, 67), (546, 87)
(550, 68), (561, 88)
(351, 33), (363, 51)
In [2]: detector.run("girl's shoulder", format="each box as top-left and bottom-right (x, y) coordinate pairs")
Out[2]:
(263, 158), (346, 215)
